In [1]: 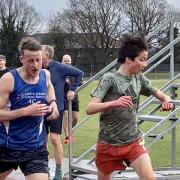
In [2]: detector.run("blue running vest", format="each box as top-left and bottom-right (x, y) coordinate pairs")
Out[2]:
(0, 69), (47, 150)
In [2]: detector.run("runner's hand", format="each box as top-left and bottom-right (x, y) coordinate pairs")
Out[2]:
(67, 90), (75, 101)
(113, 96), (133, 108)
(46, 101), (59, 120)
(23, 101), (50, 116)
(160, 102), (174, 111)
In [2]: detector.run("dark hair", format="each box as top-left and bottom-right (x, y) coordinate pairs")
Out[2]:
(117, 34), (148, 63)
(18, 37), (42, 55)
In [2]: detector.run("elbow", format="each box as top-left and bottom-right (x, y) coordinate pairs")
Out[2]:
(78, 71), (84, 79)
(81, 71), (84, 76)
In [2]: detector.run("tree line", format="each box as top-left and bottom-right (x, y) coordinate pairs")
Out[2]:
(0, 0), (180, 68)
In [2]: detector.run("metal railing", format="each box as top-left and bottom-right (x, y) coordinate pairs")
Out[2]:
(67, 18), (180, 179)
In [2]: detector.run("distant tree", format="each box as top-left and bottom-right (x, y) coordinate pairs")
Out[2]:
(48, 0), (124, 67)
(48, 12), (65, 33)
(173, 27), (180, 62)
(121, 0), (171, 35)
(0, 0), (41, 67)
(47, 0), (180, 71)
(67, 0), (123, 48)
(45, 12), (67, 59)
(121, 0), (180, 62)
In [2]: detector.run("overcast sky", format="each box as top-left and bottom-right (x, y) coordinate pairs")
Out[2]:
(168, 0), (180, 7)
(27, 0), (180, 18)
(27, 0), (68, 17)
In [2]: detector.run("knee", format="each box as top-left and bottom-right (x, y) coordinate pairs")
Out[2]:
(72, 116), (78, 126)
(50, 135), (61, 146)
(72, 119), (78, 126)
(63, 111), (68, 120)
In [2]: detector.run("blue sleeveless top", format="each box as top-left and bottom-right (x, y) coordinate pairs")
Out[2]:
(0, 69), (47, 150)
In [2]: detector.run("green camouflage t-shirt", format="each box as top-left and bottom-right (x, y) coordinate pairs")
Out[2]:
(91, 70), (157, 145)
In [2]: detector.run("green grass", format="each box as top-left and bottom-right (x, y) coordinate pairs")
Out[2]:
(47, 78), (180, 169)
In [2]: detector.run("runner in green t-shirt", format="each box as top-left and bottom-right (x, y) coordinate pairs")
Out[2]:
(86, 34), (174, 180)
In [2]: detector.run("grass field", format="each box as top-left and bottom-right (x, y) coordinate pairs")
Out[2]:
(48, 77), (180, 169)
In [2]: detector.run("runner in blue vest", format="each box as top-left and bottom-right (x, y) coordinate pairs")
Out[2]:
(0, 37), (58, 180)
